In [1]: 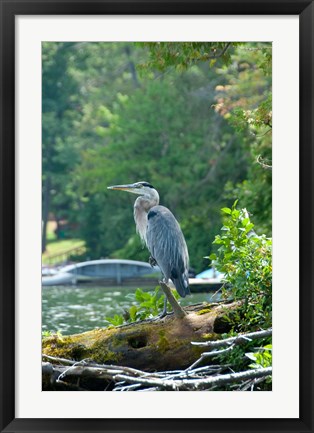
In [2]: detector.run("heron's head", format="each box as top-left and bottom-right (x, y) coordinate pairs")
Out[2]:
(107, 181), (156, 197)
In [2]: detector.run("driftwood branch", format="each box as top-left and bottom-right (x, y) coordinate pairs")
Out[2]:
(113, 366), (272, 391)
(42, 356), (271, 391)
(42, 327), (272, 391)
(187, 328), (272, 370)
(240, 375), (270, 391)
(42, 354), (76, 365)
(191, 328), (272, 347)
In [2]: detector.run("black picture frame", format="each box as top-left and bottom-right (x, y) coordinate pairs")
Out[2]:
(0, 1), (313, 432)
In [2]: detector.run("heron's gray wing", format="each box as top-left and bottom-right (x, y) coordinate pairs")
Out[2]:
(146, 205), (190, 297)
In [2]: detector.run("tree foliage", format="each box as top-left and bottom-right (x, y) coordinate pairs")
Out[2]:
(137, 42), (235, 71)
(42, 41), (272, 273)
(210, 203), (272, 332)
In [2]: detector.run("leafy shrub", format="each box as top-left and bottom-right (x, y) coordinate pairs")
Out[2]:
(246, 344), (272, 369)
(105, 287), (180, 325)
(209, 202), (272, 332)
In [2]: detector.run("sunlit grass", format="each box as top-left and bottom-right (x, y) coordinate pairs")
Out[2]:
(46, 221), (57, 242)
(42, 239), (86, 265)
(43, 221), (86, 265)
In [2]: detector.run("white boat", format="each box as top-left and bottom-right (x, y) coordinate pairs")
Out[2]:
(195, 268), (224, 282)
(188, 268), (225, 291)
(42, 259), (161, 287)
(42, 266), (58, 277)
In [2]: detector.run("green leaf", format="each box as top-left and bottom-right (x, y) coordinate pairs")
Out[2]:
(245, 352), (257, 361)
(221, 207), (232, 215)
(105, 314), (124, 326)
(232, 199), (239, 210)
(242, 217), (250, 227)
(245, 223), (255, 233)
(221, 226), (231, 231)
(129, 305), (138, 321)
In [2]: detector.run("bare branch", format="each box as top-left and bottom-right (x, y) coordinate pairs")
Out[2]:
(191, 328), (272, 348)
(113, 367), (272, 391)
(240, 375), (270, 391)
(42, 354), (77, 365)
(186, 346), (235, 370)
(42, 353), (271, 391)
(186, 328), (272, 370)
(56, 363), (148, 383)
(42, 327), (272, 391)
(256, 155), (272, 170)
(205, 43), (232, 60)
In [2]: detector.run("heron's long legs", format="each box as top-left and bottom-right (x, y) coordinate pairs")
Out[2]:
(149, 256), (158, 268)
(159, 279), (187, 319)
(160, 296), (168, 318)
(158, 276), (168, 318)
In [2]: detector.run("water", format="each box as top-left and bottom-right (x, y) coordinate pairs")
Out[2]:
(42, 285), (220, 335)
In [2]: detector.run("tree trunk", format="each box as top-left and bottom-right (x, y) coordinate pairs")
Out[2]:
(42, 175), (51, 253)
(42, 300), (240, 384)
(124, 45), (140, 88)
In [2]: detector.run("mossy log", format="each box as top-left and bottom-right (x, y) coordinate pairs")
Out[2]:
(42, 301), (240, 376)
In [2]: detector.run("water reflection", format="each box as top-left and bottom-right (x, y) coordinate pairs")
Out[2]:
(42, 285), (220, 335)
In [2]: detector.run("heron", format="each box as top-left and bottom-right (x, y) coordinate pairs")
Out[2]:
(107, 181), (190, 317)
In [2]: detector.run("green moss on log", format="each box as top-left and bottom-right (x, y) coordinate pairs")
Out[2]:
(42, 301), (242, 371)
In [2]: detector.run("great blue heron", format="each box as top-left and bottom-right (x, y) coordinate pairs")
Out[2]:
(107, 181), (190, 316)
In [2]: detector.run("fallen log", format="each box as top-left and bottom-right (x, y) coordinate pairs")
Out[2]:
(42, 300), (241, 376)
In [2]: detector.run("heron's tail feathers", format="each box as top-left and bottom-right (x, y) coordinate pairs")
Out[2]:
(172, 272), (190, 298)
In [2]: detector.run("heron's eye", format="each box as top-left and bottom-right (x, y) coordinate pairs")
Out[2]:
(140, 182), (154, 188)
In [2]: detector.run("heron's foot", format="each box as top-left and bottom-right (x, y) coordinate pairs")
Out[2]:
(159, 296), (168, 318)
(152, 311), (168, 321)
(152, 296), (168, 320)
(149, 256), (157, 268)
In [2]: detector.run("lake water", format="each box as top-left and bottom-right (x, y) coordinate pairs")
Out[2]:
(42, 285), (221, 335)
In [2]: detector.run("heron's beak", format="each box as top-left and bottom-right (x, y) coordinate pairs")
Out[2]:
(107, 183), (139, 194)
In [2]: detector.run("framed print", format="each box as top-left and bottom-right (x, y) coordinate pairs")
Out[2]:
(0, 0), (313, 432)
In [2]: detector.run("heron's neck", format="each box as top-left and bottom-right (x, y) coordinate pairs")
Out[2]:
(134, 193), (159, 244)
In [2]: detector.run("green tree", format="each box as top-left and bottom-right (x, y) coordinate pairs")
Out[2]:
(141, 42), (272, 234)
(42, 42), (83, 251)
(77, 67), (247, 271)
(213, 44), (272, 234)
(42, 42), (272, 273)
(42, 42), (144, 252)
